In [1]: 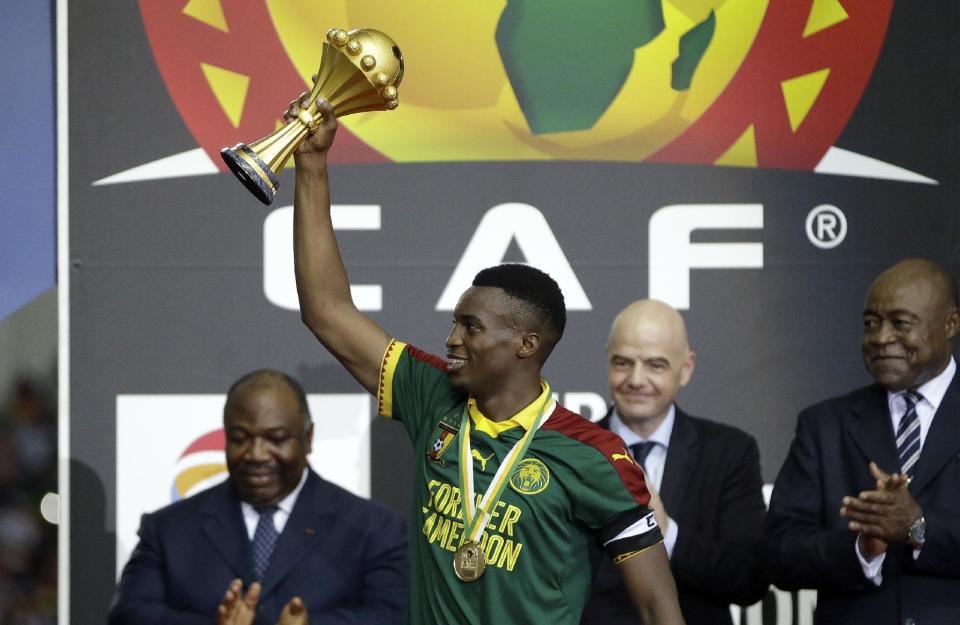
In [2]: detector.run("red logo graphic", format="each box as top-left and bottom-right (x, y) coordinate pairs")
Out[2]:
(140, 0), (893, 171)
(171, 428), (226, 501)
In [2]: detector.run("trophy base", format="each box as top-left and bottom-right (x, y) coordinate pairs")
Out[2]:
(221, 144), (280, 206)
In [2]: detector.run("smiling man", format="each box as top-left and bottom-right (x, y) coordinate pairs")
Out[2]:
(288, 98), (685, 625)
(583, 299), (767, 625)
(765, 258), (960, 625)
(108, 370), (408, 625)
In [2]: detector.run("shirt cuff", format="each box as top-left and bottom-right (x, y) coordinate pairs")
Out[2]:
(663, 516), (678, 558)
(855, 534), (884, 586)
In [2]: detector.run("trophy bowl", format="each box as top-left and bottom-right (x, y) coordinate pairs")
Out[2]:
(221, 27), (403, 205)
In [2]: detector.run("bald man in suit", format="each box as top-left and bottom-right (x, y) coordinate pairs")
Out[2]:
(583, 300), (768, 625)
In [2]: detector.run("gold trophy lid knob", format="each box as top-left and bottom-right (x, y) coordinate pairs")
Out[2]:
(330, 28), (404, 89)
(327, 29), (349, 46)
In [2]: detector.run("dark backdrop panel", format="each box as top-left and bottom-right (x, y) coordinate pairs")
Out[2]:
(69, 1), (959, 622)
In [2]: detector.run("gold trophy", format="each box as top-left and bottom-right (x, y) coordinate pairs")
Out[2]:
(221, 28), (403, 205)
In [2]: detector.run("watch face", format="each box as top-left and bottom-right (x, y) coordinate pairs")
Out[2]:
(910, 517), (926, 544)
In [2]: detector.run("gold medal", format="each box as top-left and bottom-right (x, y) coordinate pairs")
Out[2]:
(453, 383), (554, 582)
(453, 541), (486, 582)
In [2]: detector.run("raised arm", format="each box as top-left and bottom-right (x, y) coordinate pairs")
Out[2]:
(291, 97), (392, 394)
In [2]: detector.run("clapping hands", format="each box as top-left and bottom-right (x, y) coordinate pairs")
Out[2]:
(840, 461), (922, 558)
(217, 579), (308, 625)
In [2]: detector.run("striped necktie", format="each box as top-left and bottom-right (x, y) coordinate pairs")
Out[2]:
(896, 391), (923, 478)
(629, 441), (658, 472)
(252, 506), (280, 580)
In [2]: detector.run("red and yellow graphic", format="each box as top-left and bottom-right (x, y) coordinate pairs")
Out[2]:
(171, 428), (226, 501)
(140, 0), (892, 170)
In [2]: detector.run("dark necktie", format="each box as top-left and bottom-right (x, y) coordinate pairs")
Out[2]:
(252, 506), (280, 580)
(896, 391), (923, 478)
(629, 441), (658, 472)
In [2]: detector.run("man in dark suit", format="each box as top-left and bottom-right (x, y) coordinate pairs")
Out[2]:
(765, 258), (960, 625)
(582, 299), (768, 625)
(108, 369), (408, 625)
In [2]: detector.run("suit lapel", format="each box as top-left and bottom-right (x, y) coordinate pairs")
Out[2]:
(848, 385), (900, 474)
(259, 471), (331, 597)
(596, 407), (613, 432)
(660, 409), (695, 514)
(200, 482), (255, 580)
(910, 374), (960, 495)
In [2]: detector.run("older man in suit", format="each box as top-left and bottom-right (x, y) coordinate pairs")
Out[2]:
(765, 258), (960, 625)
(582, 299), (768, 625)
(108, 369), (408, 625)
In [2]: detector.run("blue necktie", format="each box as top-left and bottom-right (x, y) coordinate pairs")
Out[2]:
(629, 441), (657, 472)
(252, 506), (280, 580)
(896, 391), (923, 478)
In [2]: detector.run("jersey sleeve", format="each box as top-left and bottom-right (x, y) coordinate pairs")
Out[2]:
(584, 458), (664, 562)
(558, 418), (664, 563)
(377, 339), (461, 443)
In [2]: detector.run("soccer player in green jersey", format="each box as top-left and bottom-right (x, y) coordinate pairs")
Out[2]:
(288, 97), (686, 625)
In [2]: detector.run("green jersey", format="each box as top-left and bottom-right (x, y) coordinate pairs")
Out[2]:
(379, 340), (662, 625)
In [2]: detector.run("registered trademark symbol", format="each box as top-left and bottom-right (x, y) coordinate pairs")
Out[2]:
(805, 205), (847, 249)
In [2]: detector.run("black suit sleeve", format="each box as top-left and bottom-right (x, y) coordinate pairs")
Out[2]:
(670, 433), (768, 606)
(107, 513), (213, 625)
(763, 410), (869, 592)
(308, 507), (408, 625)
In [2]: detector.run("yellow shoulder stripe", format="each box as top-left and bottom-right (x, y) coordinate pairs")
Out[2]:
(377, 339), (405, 418)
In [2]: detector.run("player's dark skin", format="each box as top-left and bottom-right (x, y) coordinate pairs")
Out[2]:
(288, 94), (685, 625)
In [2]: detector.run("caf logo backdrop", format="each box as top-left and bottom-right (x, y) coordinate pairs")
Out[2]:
(141, 0), (892, 170)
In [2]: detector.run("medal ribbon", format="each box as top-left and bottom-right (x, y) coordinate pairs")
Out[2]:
(457, 382), (554, 545)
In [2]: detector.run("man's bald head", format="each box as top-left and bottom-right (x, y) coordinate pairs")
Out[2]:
(606, 299), (695, 435)
(608, 299), (690, 355)
(869, 258), (959, 309)
(862, 258), (960, 391)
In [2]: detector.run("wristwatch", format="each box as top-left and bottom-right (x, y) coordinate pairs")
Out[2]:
(908, 516), (926, 548)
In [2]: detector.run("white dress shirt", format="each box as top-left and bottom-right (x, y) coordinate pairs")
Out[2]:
(609, 406), (679, 557)
(240, 467), (309, 540)
(857, 357), (956, 584)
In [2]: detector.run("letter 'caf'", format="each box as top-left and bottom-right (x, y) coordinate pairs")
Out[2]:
(221, 28), (403, 205)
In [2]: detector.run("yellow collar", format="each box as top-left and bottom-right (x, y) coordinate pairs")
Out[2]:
(467, 380), (551, 438)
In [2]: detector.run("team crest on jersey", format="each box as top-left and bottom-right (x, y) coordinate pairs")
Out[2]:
(509, 458), (550, 495)
(427, 421), (458, 463)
